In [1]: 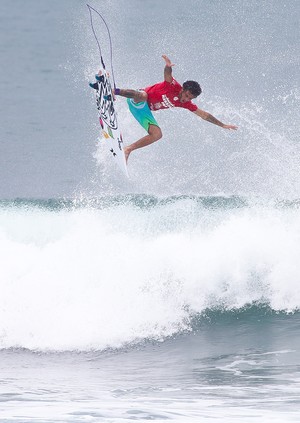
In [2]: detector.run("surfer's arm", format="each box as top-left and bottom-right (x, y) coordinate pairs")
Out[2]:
(162, 55), (175, 83)
(193, 108), (238, 130)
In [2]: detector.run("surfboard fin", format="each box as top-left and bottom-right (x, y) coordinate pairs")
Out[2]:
(89, 82), (99, 90)
(95, 74), (105, 83)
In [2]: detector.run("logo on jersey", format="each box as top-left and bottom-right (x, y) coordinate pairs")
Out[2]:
(162, 95), (175, 108)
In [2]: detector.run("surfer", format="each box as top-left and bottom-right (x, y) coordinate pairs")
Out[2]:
(114, 55), (238, 162)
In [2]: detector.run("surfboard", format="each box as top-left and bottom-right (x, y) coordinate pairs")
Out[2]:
(90, 70), (128, 178)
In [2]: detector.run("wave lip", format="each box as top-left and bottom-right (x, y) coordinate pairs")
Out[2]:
(0, 196), (300, 352)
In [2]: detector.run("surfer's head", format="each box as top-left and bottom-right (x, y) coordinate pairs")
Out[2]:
(180, 80), (202, 102)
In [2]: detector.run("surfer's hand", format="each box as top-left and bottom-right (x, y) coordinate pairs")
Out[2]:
(223, 124), (238, 130)
(162, 55), (175, 67)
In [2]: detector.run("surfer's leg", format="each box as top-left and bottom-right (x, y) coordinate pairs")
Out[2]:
(125, 95), (161, 162)
(115, 88), (147, 103)
(124, 124), (162, 162)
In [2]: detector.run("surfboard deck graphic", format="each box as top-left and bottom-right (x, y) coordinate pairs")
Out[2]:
(90, 70), (128, 178)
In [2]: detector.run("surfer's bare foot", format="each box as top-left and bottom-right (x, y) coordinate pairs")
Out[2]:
(124, 147), (131, 164)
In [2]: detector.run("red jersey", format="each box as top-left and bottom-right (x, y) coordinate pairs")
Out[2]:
(144, 78), (198, 112)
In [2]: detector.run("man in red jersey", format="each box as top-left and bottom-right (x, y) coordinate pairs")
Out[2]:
(114, 55), (238, 162)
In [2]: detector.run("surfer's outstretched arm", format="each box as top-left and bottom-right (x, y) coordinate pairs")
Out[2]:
(193, 108), (238, 130)
(162, 55), (175, 83)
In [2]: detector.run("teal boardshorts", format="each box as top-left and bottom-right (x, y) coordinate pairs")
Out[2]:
(127, 98), (159, 131)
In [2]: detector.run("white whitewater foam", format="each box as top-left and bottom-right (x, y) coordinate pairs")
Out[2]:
(0, 200), (300, 351)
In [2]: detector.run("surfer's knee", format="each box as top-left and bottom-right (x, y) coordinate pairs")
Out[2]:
(149, 125), (162, 141)
(133, 90), (148, 103)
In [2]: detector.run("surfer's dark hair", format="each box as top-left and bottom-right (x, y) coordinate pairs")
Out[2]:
(183, 80), (202, 97)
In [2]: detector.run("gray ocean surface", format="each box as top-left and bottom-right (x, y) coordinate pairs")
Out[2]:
(1, 1), (300, 422)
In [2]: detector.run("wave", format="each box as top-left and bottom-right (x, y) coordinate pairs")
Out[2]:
(1, 196), (300, 351)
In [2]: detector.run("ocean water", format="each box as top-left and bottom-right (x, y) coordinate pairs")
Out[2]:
(1, 196), (300, 422)
(1, 0), (300, 422)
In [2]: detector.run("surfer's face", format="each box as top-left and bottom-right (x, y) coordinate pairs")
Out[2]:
(179, 89), (196, 103)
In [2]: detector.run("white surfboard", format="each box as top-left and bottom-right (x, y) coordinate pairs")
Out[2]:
(91, 69), (128, 178)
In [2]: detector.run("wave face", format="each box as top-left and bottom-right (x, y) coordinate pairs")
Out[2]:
(1, 196), (300, 351)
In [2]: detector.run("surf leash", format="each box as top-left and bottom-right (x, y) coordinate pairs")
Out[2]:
(87, 4), (117, 90)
